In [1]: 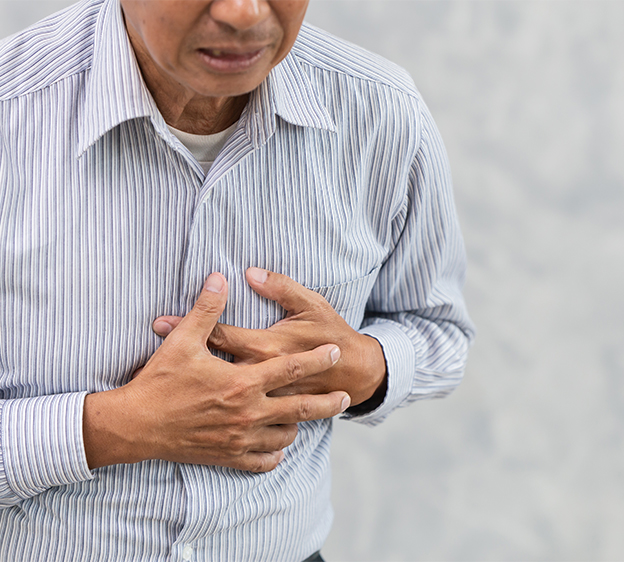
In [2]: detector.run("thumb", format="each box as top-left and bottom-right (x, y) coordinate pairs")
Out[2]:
(173, 273), (228, 342)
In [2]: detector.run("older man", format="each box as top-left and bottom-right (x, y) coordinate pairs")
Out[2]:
(0, 0), (474, 560)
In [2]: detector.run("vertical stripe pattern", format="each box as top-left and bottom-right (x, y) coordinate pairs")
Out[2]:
(0, 1), (474, 560)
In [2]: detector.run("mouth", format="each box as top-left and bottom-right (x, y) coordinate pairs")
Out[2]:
(197, 47), (266, 73)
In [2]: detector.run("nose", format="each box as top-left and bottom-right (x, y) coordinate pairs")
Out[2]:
(209, 0), (271, 31)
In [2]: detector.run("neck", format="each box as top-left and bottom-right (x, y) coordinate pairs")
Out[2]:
(159, 94), (249, 135)
(128, 27), (248, 135)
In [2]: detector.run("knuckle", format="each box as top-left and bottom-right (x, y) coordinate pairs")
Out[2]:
(244, 461), (260, 473)
(235, 410), (258, 430)
(284, 357), (305, 383)
(192, 295), (224, 317)
(227, 439), (246, 458)
(247, 457), (273, 474)
(303, 290), (327, 311)
(282, 425), (298, 447)
(297, 398), (314, 421)
(283, 284), (298, 301)
(208, 325), (227, 348)
(223, 429), (249, 457)
(224, 402), (257, 431)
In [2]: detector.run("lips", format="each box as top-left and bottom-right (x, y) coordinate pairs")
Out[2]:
(197, 47), (266, 72)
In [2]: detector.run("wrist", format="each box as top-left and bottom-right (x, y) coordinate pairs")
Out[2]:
(349, 334), (387, 408)
(347, 374), (387, 415)
(83, 387), (148, 469)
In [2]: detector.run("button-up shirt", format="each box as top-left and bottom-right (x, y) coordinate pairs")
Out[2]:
(0, 0), (474, 560)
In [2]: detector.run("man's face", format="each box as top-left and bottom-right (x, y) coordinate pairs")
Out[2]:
(120, 0), (309, 99)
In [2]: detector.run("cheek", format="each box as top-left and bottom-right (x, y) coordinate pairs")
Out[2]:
(141, 23), (191, 73)
(271, 1), (309, 59)
(132, 3), (196, 57)
(272, 0), (308, 31)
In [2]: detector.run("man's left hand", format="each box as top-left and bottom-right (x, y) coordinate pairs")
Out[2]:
(153, 268), (387, 408)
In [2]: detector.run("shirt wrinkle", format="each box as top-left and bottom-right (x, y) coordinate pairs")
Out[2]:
(75, 0), (336, 158)
(0, 0), (474, 559)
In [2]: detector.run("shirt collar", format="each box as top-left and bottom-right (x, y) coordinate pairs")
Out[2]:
(78, 1), (336, 156)
(78, 0), (159, 157)
(243, 49), (337, 148)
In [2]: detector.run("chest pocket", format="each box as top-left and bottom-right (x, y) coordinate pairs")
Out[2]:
(309, 267), (380, 330)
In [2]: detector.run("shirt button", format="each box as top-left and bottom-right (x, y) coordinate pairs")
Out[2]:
(182, 545), (193, 561)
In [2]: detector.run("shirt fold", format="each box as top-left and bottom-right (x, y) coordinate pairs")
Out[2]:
(0, 0), (473, 559)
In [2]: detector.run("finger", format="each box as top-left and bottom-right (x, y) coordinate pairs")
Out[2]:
(208, 323), (269, 360)
(172, 273), (228, 342)
(248, 424), (299, 453)
(246, 267), (323, 314)
(267, 377), (330, 397)
(267, 391), (351, 425)
(258, 343), (341, 392)
(152, 315), (183, 337)
(233, 450), (285, 473)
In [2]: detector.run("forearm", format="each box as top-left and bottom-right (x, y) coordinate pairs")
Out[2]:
(83, 387), (148, 469)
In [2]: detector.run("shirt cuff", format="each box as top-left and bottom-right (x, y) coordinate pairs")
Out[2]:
(342, 320), (416, 426)
(1, 392), (94, 501)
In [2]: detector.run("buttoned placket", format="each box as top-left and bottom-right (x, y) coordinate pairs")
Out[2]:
(162, 115), (268, 551)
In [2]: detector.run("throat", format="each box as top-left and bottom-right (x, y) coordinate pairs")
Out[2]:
(163, 93), (249, 135)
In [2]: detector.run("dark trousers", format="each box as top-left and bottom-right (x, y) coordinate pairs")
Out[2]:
(302, 552), (325, 562)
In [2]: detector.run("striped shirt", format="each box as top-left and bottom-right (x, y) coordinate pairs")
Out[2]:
(0, 0), (475, 560)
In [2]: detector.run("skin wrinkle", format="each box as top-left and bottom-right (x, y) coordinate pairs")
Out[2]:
(83, 0), (382, 475)
(120, 0), (309, 133)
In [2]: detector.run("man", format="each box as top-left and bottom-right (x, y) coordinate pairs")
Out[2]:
(0, 0), (474, 560)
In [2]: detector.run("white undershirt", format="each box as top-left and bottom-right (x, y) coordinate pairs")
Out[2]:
(167, 122), (237, 174)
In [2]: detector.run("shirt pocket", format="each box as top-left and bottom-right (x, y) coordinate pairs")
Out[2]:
(308, 267), (380, 330)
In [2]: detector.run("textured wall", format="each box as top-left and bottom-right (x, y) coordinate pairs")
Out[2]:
(2, 1), (624, 560)
(305, 2), (624, 561)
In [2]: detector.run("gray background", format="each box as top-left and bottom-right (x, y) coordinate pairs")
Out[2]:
(2, 1), (623, 560)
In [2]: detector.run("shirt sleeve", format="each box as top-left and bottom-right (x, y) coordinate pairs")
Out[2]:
(0, 393), (94, 509)
(344, 101), (476, 426)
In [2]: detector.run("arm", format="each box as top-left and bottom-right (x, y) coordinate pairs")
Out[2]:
(83, 273), (349, 471)
(0, 132), (90, 508)
(152, 102), (474, 426)
(0, 273), (350, 509)
(346, 103), (475, 425)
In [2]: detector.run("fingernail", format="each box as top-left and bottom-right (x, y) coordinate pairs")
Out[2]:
(340, 394), (351, 413)
(204, 273), (224, 293)
(277, 451), (285, 463)
(152, 320), (173, 336)
(330, 346), (341, 364)
(247, 267), (267, 284)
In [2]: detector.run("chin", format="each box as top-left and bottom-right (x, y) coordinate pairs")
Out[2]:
(194, 80), (264, 99)
(186, 61), (274, 99)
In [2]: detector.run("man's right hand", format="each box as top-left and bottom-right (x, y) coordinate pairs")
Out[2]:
(82, 273), (350, 473)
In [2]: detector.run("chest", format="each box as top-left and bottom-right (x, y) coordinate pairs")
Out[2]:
(0, 120), (398, 396)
